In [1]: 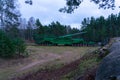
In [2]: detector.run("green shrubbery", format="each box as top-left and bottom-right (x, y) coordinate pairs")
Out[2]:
(0, 30), (27, 58)
(0, 30), (16, 58)
(13, 38), (28, 57)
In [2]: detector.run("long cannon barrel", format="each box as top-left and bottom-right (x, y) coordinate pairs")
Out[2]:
(59, 31), (87, 38)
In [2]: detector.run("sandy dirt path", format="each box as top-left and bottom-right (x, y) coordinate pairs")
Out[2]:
(18, 53), (61, 71)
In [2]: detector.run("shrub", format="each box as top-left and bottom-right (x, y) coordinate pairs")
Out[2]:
(13, 38), (27, 56)
(0, 30), (16, 58)
(0, 30), (27, 58)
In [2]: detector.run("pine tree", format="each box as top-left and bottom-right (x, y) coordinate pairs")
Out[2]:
(0, 0), (21, 38)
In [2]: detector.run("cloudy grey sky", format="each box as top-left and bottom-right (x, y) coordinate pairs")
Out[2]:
(18, 0), (120, 28)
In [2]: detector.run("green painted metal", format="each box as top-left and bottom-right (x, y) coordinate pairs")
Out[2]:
(59, 32), (87, 38)
(52, 37), (73, 45)
(33, 31), (95, 46)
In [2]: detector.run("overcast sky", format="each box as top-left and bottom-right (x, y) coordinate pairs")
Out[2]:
(18, 0), (120, 28)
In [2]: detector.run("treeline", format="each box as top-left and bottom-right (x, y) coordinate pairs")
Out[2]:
(18, 19), (81, 42)
(81, 13), (120, 44)
(22, 13), (120, 45)
(34, 13), (120, 44)
(34, 19), (80, 38)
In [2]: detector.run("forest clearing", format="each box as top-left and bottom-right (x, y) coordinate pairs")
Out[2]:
(0, 46), (98, 80)
(0, 0), (120, 80)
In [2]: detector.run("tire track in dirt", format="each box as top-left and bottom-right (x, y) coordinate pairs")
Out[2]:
(14, 53), (93, 80)
(17, 53), (61, 72)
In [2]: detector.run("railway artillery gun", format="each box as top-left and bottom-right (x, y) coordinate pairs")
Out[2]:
(34, 32), (95, 46)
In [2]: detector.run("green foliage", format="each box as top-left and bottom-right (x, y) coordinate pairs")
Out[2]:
(0, 30), (27, 58)
(60, 0), (115, 13)
(33, 34), (44, 44)
(36, 19), (44, 34)
(34, 21), (81, 38)
(0, 0), (20, 29)
(13, 38), (26, 56)
(0, 30), (16, 58)
(80, 13), (120, 45)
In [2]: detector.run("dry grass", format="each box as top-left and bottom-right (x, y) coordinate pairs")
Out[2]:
(61, 52), (101, 80)
(0, 46), (99, 80)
